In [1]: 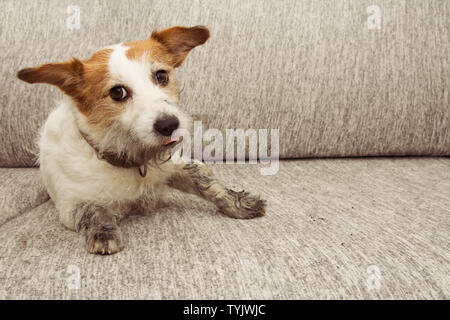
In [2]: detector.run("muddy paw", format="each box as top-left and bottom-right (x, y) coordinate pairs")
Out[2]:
(219, 189), (266, 219)
(85, 225), (124, 255)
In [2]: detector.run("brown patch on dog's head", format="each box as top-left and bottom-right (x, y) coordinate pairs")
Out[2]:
(125, 25), (210, 67)
(17, 25), (209, 137)
(123, 25), (210, 102)
(76, 49), (123, 126)
(17, 49), (114, 121)
(17, 26), (209, 123)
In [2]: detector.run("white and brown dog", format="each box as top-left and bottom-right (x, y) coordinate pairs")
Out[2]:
(17, 26), (265, 255)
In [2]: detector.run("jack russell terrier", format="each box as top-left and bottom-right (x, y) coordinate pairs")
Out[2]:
(17, 26), (266, 255)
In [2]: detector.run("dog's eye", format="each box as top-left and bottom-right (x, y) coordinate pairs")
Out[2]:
(155, 70), (169, 86)
(109, 86), (128, 102)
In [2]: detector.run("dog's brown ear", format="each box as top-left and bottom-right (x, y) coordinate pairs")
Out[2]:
(17, 58), (84, 94)
(150, 25), (210, 67)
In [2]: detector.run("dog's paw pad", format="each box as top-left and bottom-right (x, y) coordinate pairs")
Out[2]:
(86, 227), (124, 255)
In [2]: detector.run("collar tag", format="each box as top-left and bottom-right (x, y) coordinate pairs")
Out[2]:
(138, 165), (148, 178)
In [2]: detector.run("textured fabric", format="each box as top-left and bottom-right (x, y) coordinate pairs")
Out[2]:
(0, 168), (49, 226)
(1, 0), (449, 166)
(0, 158), (448, 299)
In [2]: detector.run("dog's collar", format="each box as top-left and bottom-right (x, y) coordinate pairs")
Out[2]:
(79, 130), (148, 177)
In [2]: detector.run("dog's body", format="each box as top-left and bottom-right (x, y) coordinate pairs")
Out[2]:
(18, 26), (265, 254)
(39, 97), (173, 229)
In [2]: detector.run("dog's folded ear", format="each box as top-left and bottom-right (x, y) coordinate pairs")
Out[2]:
(17, 58), (84, 93)
(150, 25), (210, 67)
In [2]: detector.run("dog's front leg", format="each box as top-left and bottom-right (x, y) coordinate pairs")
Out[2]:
(74, 203), (124, 255)
(168, 162), (266, 219)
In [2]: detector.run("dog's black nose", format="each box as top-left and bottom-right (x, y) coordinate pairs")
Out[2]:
(154, 114), (179, 136)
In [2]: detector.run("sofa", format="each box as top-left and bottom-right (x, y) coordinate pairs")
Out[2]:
(0, 0), (448, 299)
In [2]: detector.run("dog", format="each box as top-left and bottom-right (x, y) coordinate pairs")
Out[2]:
(17, 26), (265, 255)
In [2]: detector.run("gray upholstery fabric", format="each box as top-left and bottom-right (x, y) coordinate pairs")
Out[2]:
(1, 0), (449, 166)
(0, 158), (448, 299)
(0, 168), (49, 226)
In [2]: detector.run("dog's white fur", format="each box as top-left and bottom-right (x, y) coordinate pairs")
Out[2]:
(39, 44), (190, 230)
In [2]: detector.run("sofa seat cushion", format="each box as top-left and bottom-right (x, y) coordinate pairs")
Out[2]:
(0, 158), (448, 299)
(0, 168), (49, 226)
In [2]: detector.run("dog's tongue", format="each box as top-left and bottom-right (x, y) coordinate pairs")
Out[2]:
(162, 136), (181, 146)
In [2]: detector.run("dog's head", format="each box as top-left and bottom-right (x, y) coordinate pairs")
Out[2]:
(17, 26), (209, 165)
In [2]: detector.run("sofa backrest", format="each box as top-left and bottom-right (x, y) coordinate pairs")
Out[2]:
(1, 0), (449, 167)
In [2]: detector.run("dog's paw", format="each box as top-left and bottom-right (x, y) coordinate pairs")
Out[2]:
(218, 189), (266, 219)
(85, 225), (124, 255)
